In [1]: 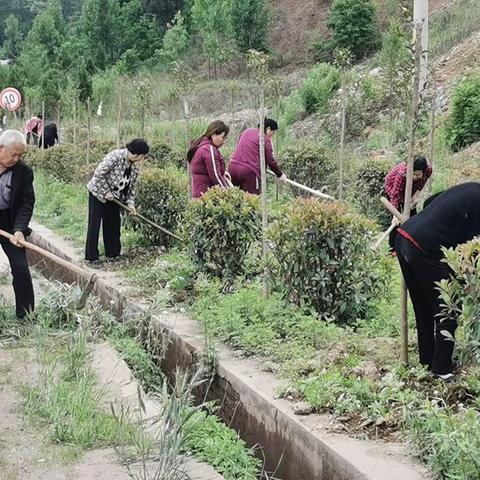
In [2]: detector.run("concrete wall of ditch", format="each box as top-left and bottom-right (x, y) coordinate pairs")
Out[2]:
(27, 224), (427, 480)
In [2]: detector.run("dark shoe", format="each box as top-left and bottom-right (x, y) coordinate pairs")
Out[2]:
(86, 259), (101, 266)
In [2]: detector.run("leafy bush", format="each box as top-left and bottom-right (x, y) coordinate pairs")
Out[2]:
(35, 283), (83, 330)
(280, 141), (337, 194)
(327, 0), (380, 60)
(131, 167), (188, 246)
(351, 158), (392, 227)
(446, 75), (480, 151)
(26, 144), (88, 183)
(184, 187), (261, 279)
(148, 140), (186, 170)
(299, 63), (340, 115)
(267, 198), (379, 324)
(438, 240), (480, 366)
(25, 142), (113, 183)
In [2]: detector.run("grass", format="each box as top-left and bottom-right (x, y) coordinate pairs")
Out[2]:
(3, 282), (261, 479)
(21, 327), (141, 450)
(430, 0), (480, 58)
(33, 171), (88, 247)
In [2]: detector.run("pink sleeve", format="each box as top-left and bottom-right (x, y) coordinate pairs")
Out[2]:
(265, 138), (283, 177)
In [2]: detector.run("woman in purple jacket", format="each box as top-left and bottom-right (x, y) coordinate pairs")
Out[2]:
(187, 120), (230, 199)
(228, 118), (287, 195)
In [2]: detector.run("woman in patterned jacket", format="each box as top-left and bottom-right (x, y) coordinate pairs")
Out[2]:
(85, 139), (149, 262)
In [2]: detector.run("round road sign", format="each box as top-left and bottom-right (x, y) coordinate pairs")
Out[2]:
(0, 87), (22, 111)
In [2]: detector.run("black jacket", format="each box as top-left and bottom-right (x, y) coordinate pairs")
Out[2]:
(402, 182), (480, 255)
(8, 160), (35, 235)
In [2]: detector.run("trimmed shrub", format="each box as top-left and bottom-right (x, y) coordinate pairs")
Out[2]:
(148, 140), (186, 170)
(327, 0), (380, 60)
(89, 139), (116, 154)
(131, 167), (188, 246)
(280, 141), (337, 195)
(184, 187), (261, 279)
(26, 145), (88, 183)
(351, 158), (392, 227)
(22, 145), (44, 167)
(446, 75), (480, 151)
(299, 63), (340, 115)
(268, 198), (379, 324)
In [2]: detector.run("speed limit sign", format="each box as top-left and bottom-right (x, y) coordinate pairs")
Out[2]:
(0, 87), (22, 111)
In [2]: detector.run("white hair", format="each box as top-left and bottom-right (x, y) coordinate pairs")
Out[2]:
(0, 129), (26, 147)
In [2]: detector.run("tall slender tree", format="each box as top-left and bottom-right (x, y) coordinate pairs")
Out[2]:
(230, 0), (269, 53)
(3, 14), (24, 58)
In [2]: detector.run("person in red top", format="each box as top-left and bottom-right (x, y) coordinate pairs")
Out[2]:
(24, 114), (43, 146)
(384, 154), (433, 250)
(187, 120), (230, 199)
(228, 118), (287, 195)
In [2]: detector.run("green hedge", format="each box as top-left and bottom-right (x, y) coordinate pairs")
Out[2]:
(351, 158), (392, 227)
(148, 140), (186, 170)
(280, 141), (337, 195)
(130, 167), (188, 246)
(268, 198), (379, 324)
(184, 187), (261, 279)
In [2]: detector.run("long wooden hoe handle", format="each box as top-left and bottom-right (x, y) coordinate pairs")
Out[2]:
(0, 229), (97, 285)
(380, 197), (408, 223)
(371, 198), (409, 249)
(267, 171), (335, 200)
(111, 199), (183, 242)
(372, 223), (396, 251)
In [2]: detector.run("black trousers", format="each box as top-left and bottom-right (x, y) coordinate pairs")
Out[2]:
(0, 211), (34, 318)
(395, 235), (456, 374)
(85, 193), (121, 261)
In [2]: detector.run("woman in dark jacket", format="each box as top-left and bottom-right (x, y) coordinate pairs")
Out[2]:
(187, 120), (230, 199)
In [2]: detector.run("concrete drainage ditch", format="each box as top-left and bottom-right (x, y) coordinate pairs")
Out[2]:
(27, 221), (428, 480)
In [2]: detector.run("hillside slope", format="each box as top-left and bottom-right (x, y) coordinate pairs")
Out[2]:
(268, 0), (454, 65)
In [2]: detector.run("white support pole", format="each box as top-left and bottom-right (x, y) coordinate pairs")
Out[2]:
(414, 0), (429, 93)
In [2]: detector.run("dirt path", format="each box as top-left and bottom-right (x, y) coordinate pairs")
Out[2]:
(0, 251), (134, 480)
(0, 346), (133, 480)
(0, 248), (223, 480)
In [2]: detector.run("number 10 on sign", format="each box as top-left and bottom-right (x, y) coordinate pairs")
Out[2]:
(0, 87), (22, 112)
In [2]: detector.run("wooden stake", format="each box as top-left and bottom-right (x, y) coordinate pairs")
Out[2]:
(399, 22), (424, 366)
(40, 101), (45, 148)
(116, 80), (123, 149)
(73, 97), (77, 146)
(429, 70), (437, 170)
(259, 85), (269, 295)
(86, 97), (91, 165)
(56, 101), (60, 142)
(338, 82), (347, 200)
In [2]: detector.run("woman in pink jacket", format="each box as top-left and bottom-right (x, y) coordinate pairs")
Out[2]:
(187, 120), (230, 199)
(228, 118), (286, 195)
